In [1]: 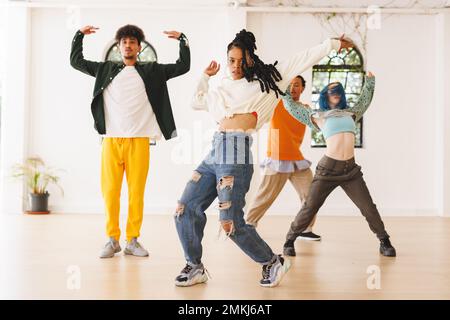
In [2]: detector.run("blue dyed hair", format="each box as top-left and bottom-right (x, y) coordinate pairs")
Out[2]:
(318, 82), (347, 111)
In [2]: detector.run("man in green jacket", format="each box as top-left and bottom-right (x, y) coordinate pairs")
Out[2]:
(70, 24), (190, 258)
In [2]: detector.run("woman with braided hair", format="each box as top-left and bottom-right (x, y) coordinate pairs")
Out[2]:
(174, 29), (353, 287)
(227, 30), (285, 97)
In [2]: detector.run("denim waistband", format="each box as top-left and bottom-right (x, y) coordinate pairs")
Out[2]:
(209, 131), (253, 165)
(213, 131), (253, 140)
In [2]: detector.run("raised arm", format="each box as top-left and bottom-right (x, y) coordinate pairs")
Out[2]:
(349, 73), (376, 123)
(190, 60), (221, 111)
(281, 90), (320, 132)
(70, 26), (101, 77)
(159, 31), (191, 80)
(276, 36), (352, 91)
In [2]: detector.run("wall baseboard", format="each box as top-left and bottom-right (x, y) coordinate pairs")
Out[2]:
(43, 205), (441, 217)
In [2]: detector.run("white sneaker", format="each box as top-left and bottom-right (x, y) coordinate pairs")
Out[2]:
(175, 262), (210, 287)
(259, 255), (291, 287)
(124, 238), (149, 257)
(99, 237), (121, 258)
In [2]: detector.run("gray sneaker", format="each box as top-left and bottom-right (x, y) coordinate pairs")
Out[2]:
(124, 238), (149, 257)
(260, 255), (291, 287)
(175, 262), (209, 287)
(99, 237), (121, 258)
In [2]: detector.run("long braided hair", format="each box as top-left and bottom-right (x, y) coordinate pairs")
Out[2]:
(227, 29), (284, 98)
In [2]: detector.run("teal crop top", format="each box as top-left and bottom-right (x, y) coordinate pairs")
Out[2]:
(321, 115), (356, 140)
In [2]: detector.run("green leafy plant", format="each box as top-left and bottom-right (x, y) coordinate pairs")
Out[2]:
(12, 157), (64, 195)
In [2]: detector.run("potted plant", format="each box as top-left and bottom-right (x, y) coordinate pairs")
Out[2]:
(12, 157), (64, 214)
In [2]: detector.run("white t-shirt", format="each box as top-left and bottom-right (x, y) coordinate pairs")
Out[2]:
(103, 66), (162, 139)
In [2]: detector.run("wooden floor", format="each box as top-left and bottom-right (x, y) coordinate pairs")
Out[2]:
(0, 213), (449, 300)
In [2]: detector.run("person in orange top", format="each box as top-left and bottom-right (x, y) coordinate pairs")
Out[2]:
(246, 75), (320, 241)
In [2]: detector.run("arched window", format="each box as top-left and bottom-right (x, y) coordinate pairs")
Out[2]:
(105, 40), (158, 63)
(311, 48), (365, 148)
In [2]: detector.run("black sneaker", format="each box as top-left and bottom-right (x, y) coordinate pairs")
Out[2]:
(297, 232), (321, 241)
(380, 238), (396, 257)
(259, 255), (291, 287)
(283, 240), (296, 257)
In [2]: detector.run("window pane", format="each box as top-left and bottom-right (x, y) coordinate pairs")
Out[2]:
(107, 45), (122, 63)
(346, 93), (360, 107)
(312, 72), (330, 93)
(311, 130), (326, 147)
(311, 93), (320, 108)
(345, 49), (362, 66)
(329, 57), (344, 65)
(354, 120), (363, 147)
(138, 44), (157, 62)
(346, 72), (364, 94)
(327, 50), (338, 60)
(329, 71), (347, 84)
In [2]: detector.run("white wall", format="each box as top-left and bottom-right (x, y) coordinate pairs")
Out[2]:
(435, 12), (450, 216)
(0, 6), (31, 214)
(1, 5), (449, 216)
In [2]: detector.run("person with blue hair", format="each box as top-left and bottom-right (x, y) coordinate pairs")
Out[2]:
(318, 82), (347, 110)
(280, 72), (397, 258)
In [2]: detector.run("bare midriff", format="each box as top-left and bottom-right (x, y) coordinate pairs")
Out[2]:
(325, 132), (355, 161)
(218, 113), (257, 132)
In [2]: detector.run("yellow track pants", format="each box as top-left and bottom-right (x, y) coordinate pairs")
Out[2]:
(101, 137), (149, 241)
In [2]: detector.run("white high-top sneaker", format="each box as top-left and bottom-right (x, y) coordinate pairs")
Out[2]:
(260, 255), (291, 287)
(175, 262), (209, 287)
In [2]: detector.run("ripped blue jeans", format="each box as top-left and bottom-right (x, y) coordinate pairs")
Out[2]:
(175, 131), (276, 265)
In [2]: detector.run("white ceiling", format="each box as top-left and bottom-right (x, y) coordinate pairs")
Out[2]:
(9, 0), (450, 8)
(247, 0), (450, 8)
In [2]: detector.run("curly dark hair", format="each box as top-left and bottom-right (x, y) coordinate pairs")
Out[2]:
(227, 29), (284, 98)
(296, 75), (306, 87)
(115, 24), (145, 44)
